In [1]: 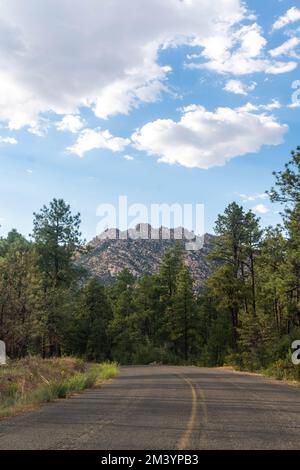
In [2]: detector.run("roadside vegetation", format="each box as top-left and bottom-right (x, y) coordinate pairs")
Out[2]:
(0, 357), (118, 419)
(0, 147), (300, 383)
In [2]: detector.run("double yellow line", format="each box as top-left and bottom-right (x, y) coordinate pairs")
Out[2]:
(176, 376), (198, 450)
(176, 375), (208, 450)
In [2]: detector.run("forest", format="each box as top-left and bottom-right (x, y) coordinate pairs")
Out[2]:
(0, 147), (300, 379)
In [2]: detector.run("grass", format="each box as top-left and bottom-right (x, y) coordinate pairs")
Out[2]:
(223, 353), (300, 384)
(0, 357), (118, 419)
(262, 359), (300, 383)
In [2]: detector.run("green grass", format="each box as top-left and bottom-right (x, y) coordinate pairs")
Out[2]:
(0, 358), (118, 419)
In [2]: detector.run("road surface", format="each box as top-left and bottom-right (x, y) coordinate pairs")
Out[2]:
(0, 365), (299, 450)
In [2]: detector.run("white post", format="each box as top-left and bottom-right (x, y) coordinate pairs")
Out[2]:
(0, 340), (6, 365)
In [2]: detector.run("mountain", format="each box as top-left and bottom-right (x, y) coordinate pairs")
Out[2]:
(78, 224), (216, 290)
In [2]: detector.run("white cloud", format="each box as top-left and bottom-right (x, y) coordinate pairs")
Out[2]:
(93, 63), (171, 120)
(187, 23), (297, 75)
(124, 155), (135, 161)
(56, 115), (84, 133)
(289, 101), (300, 109)
(28, 118), (50, 137)
(67, 128), (129, 157)
(132, 104), (288, 169)
(237, 99), (281, 112)
(272, 7), (300, 31)
(0, 0), (295, 131)
(269, 37), (300, 58)
(0, 0), (248, 129)
(224, 79), (257, 95)
(0, 136), (17, 144)
(261, 99), (282, 111)
(239, 193), (268, 202)
(252, 203), (269, 214)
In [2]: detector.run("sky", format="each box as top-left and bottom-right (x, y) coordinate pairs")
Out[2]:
(1, 0), (300, 240)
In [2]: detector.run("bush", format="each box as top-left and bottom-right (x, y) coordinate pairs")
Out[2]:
(264, 359), (300, 381)
(131, 344), (176, 365)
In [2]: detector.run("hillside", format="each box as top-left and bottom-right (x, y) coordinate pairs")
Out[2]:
(78, 224), (215, 290)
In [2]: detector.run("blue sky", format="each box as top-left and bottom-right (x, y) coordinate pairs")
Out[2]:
(1, 0), (300, 240)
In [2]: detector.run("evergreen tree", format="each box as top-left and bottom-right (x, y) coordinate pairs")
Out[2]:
(32, 198), (83, 287)
(73, 279), (113, 361)
(269, 148), (300, 332)
(172, 265), (197, 361)
(31, 199), (84, 355)
(109, 269), (139, 363)
(209, 202), (246, 349)
(0, 231), (41, 357)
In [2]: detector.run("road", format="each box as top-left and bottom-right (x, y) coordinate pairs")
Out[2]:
(0, 365), (299, 450)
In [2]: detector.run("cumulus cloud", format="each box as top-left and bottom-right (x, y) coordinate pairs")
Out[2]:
(272, 7), (300, 31)
(0, 0), (247, 129)
(252, 203), (269, 214)
(187, 23), (297, 75)
(67, 128), (129, 157)
(224, 79), (257, 95)
(237, 100), (282, 112)
(56, 115), (84, 133)
(269, 37), (300, 58)
(0, 0), (295, 132)
(0, 136), (17, 144)
(28, 119), (50, 137)
(239, 193), (268, 202)
(132, 104), (288, 169)
(93, 63), (171, 120)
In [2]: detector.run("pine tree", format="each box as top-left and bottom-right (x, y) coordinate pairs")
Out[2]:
(32, 198), (83, 287)
(0, 231), (41, 357)
(172, 265), (197, 361)
(269, 147), (300, 332)
(73, 279), (113, 361)
(109, 269), (139, 363)
(209, 202), (246, 349)
(32, 199), (84, 355)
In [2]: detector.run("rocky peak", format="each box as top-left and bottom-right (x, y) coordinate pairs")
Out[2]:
(80, 225), (215, 290)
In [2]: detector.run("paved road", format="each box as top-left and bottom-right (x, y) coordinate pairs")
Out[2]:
(0, 366), (299, 450)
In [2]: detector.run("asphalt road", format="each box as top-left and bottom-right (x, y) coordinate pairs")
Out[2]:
(0, 365), (299, 450)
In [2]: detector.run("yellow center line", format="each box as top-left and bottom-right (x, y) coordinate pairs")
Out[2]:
(197, 384), (208, 448)
(176, 376), (198, 450)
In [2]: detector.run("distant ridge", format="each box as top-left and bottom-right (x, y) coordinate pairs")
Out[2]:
(78, 224), (215, 290)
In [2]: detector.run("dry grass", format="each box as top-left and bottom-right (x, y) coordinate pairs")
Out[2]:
(0, 357), (118, 419)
